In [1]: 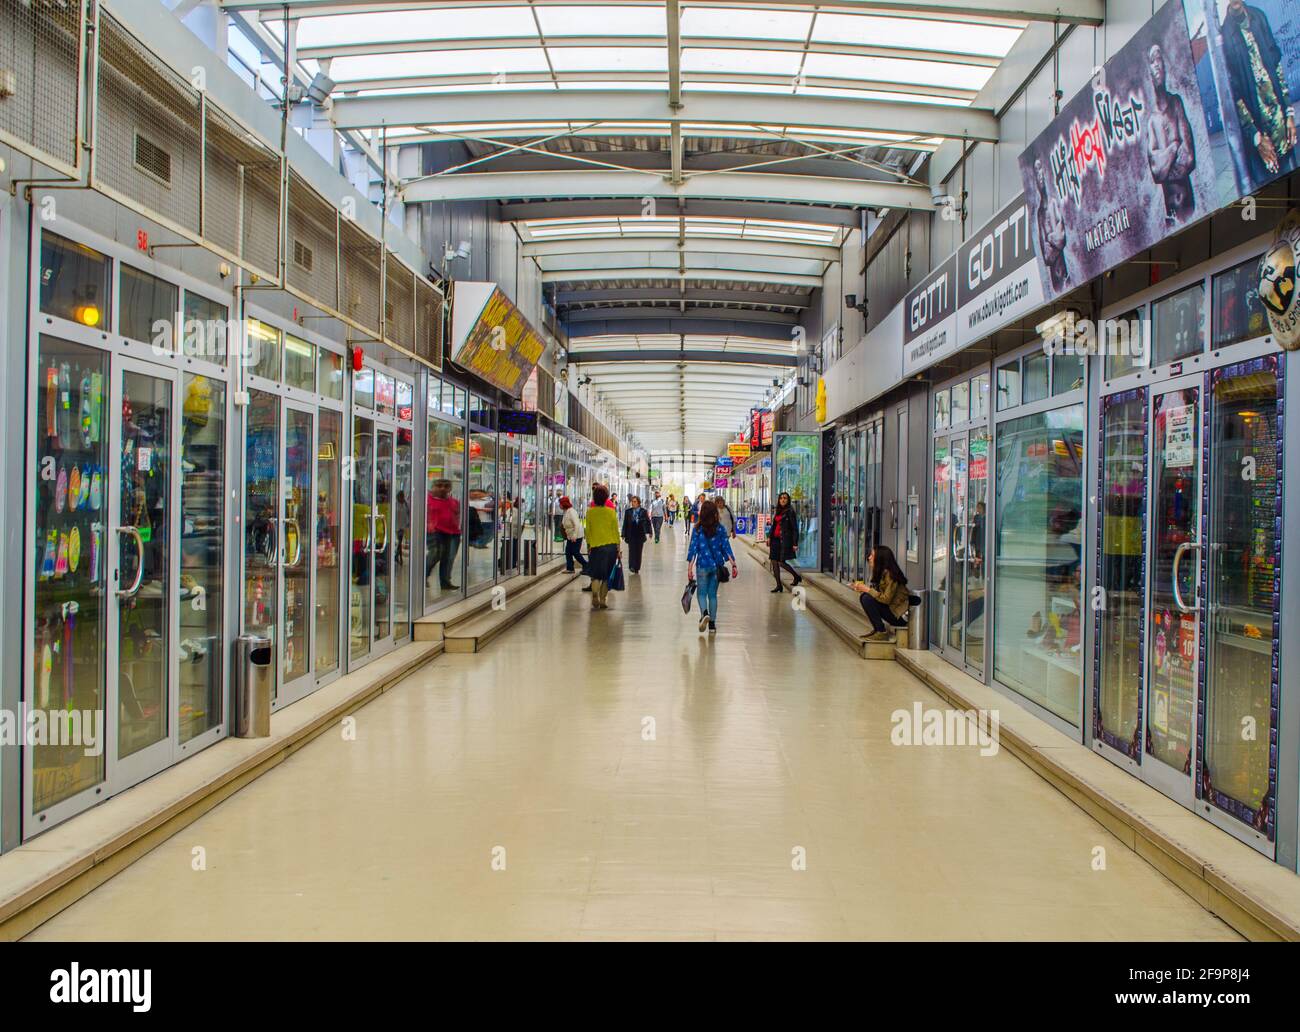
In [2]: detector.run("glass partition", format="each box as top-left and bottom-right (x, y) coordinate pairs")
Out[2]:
(315, 409), (342, 676)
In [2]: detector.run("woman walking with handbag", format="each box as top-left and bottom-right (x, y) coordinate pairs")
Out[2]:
(559, 495), (587, 575)
(766, 491), (803, 593)
(621, 495), (650, 574)
(583, 483), (621, 610)
(687, 500), (738, 633)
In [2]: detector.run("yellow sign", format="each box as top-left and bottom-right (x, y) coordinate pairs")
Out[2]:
(815, 378), (827, 423)
(728, 443), (751, 461)
(452, 288), (546, 397)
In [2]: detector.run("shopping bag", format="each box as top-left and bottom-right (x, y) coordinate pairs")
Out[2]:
(717, 563), (730, 583)
(607, 560), (626, 592)
(680, 580), (697, 614)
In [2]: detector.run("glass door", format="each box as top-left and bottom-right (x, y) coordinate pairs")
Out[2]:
(1144, 378), (1202, 805)
(280, 403), (315, 704)
(1095, 389), (1148, 765)
(964, 430), (989, 675)
(833, 430), (848, 581)
(179, 373), (227, 750)
(244, 389), (280, 680)
(945, 434), (969, 659)
(928, 436), (950, 648)
(109, 358), (177, 789)
(372, 428), (394, 650)
(315, 408), (343, 679)
(392, 427), (412, 642)
(1202, 356), (1280, 849)
(349, 414), (374, 663)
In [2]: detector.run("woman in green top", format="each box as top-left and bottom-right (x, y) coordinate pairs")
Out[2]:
(583, 482), (622, 610)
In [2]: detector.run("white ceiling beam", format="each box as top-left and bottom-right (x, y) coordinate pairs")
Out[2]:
(403, 169), (933, 210)
(336, 89), (997, 143)
(543, 268), (824, 287)
(524, 236), (839, 262)
(304, 34), (1001, 67)
(226, 1), (1104, 27)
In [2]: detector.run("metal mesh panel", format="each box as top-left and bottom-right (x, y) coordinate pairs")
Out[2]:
(414, 277), (444, 370)
(286, 171), (339, 312)
(95, 13), (201, 234)
(203, 104), (281, 279)
(384, 258), (414, 352)
(340, 218), (381, 336)
(0, 0), (82, 171)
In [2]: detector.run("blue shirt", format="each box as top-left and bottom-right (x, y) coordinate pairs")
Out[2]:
(687, 526), (735, 570)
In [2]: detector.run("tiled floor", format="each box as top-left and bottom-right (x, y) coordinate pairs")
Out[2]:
(27, 527), (1238, 940)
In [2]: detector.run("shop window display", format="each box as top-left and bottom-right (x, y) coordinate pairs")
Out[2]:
(183, 292), (228, 361)
(996, 360), (1021, 410)
(315, 409), (342, 676)
(39, 232), (112, 329)
(1152, 282), (1205, 366)
(1212, 257), (1269, 349)
(32, 336), (109, 812)
(120, 266), (177, 350)
(245, 319), (281, 383)
(992, 404), (1085, 724)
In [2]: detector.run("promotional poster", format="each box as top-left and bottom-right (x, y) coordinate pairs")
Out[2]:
(1190, 0), (1300, 197)
(1019, 0), (1221, 301)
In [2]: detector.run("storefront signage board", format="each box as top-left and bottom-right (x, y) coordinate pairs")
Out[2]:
(449, 281), (546, 398)
(903, 254), (958, 376)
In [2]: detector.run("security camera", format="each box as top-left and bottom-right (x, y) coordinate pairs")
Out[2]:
(845, 294), (857, 309)
(443, 240), (472, 263)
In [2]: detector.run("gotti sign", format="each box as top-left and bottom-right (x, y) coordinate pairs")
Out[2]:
(1260, 210), (1300, 351)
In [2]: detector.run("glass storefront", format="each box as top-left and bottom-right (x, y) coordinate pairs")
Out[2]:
(425, 410), (466, 608)
(992, 404), (1085, 723)
(27, 226), (232, 835)
(772, 432), (820, 567)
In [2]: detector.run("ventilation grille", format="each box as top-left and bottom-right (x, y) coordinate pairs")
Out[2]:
(340, 218), (381, 337)
(286, 171), (339, 311)
(0, 0), (81, 172)
(133, 131), (171, 185)
(95, 13), (200, 233)
(384, 259), (415, 354)
(202, 104), (280, 280)
(415, 278), (444, 370)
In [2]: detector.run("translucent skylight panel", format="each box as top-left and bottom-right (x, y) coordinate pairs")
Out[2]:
(682, 48), (803, 76)
(682, 82), (795, 95)
(811, 14), (1023, 57)
(295, 8), (540, 47)
(536, 5), (666, 36)
(330, 48), (551, 81)
(547, 47), (667, 72)
(795, 85), (971, 107)
(800, 53), (995, 91)
(680, 7), (811, 40)
(554, 79), (667, 90)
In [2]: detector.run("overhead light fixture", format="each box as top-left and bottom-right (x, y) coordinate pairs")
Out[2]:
(306, 71), (335, 105)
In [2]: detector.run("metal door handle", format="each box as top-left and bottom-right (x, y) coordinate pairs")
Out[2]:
(116, 526), (145, 598)
(374, 513), (389, 553)
(1172, 540), (1201, 613)
(361, 513), (373, 554)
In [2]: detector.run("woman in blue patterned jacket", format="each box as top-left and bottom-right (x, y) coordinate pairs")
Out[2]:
(687, 500), (738, 634)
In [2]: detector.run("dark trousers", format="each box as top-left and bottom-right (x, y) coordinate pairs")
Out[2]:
(860, 594), (908, 634)
(626, 537), (645, 573)
(651, 516), (663, 542)
(564, 538), (588, 573)
(426, 532), (461, 587)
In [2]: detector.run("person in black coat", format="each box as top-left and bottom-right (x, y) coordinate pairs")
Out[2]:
(766, 491), (803, 593)
(1220, 0), (1297, 189)
(621, 495), (651, 574)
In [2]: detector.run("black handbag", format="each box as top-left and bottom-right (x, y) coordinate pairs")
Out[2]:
(718, 564), (730, 583)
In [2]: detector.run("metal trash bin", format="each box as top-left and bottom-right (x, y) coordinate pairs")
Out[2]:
(235, 634), (273, 738)
(522, 539), (538, 576)
(906, 596), (926, 650)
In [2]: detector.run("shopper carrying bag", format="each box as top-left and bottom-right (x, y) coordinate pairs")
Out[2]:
(686, 500), (738, 634)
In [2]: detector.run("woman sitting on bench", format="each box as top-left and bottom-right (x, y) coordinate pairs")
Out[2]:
(851, 544), (912, 642)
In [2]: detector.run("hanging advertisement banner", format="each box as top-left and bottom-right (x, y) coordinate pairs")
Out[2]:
(902, 254), (957, 376)
(760, 410), (775, 446)
(449, 282), (546, 398)
(728, 442), (751, 462)
(956, 195), (1046, 343)
(1018, 0), (1223, 302)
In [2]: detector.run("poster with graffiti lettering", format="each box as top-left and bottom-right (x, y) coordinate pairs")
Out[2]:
(1018, 0), (1221, 301)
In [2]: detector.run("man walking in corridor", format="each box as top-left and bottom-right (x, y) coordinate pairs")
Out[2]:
(648, 490), (666, 543)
